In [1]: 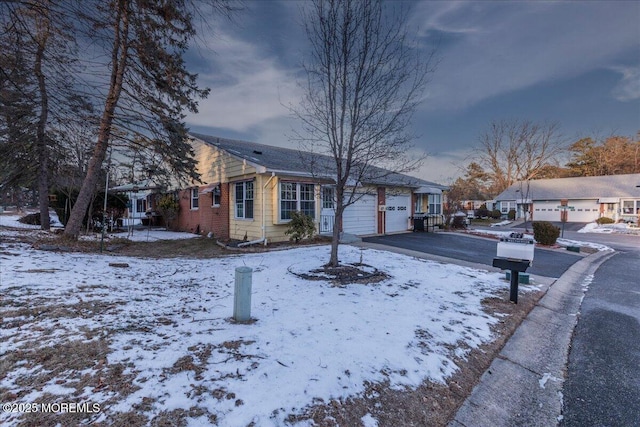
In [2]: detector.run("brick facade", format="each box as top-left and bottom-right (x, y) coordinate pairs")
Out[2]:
(377, 187), (386, 234)
(173, 184), (230, 240)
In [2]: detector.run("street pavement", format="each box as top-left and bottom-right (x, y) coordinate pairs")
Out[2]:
(363, 231), (581, 278)
(358, 228), (640, 426)
(560, 249), (640, 426)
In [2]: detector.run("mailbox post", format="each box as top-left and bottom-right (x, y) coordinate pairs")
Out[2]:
(492, 232), (534, 304)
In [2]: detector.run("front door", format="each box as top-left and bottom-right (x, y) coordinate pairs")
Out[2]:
(320, 186), (335, 234)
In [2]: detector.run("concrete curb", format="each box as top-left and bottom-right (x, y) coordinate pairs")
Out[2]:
(448, 249), (616, 427)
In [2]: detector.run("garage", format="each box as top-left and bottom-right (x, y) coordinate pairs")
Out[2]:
(533, 201), (561, 222)
(384, 194), (411, 233)
(533, 200), (600, 223)
(343, 194), (376, 236)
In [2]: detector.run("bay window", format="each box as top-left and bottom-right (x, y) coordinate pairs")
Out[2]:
(280, 182), (315, 221)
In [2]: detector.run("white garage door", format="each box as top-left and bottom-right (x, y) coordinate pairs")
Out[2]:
(343, 194), (376, 236)
(533, 202), (560, 222)
(567, 200), (600, 222)
(534, 200), (600, 223)
(385, 194), (411, 233)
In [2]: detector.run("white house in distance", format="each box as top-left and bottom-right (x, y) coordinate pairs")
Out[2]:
(110, 179), (162, 226)
(494, 173), (640, 223)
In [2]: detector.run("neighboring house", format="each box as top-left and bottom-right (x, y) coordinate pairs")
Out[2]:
(494, 174), (640, 223)
(171, 134), (446, 243)
(460, 200), (491, 217)
(111, 180), (162, 226)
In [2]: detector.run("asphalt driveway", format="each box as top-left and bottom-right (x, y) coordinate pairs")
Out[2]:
(363, 232), (582, 278)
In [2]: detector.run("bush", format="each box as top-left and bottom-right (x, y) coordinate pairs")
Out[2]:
(285, 211), (316, 242)
(450, 215), (467, 229)
(596, 216), (614, 225)
(490, 209), (502, 219)
(532, 221), (560, 245)
(508, 209), (516, 220)
(18, 213), (42, 225)
(475, 207), (490, 218)
(156, 194), (180, 228)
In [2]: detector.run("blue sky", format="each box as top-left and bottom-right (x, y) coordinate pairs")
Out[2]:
(186, 0), (640, 184)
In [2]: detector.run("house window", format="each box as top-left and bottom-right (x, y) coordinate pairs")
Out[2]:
(322, 187), (334, 209)
(190, 188), (199, 210)
(428, 194), (441, 215)
(415, 194), (426, 213)
(280, 182), (316, 221)
(235, 181), (254, 219)
(211, 185), (221, 207)
(136, 198), (147, 213)
(622, 200), (634, 214)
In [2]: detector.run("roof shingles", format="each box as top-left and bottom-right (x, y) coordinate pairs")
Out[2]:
(189, 133), (446, 190)
(495, 174), (640, 201)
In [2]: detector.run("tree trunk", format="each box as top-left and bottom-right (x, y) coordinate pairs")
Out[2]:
(34, 20), (50, 230)
(328, 187), (345, 267)
(64, 0), (129, 238)
(329, 218), (340, 267)
(86, 194), (96, 234)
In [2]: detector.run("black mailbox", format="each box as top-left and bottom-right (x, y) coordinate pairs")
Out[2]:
(492, 258), (530, 272)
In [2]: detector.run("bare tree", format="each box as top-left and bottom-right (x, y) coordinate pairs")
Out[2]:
(292, 0), (435, 266)
(476, 119), (565, 196)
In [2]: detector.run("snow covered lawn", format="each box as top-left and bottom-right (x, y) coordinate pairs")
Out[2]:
(1, 242), (527, 426)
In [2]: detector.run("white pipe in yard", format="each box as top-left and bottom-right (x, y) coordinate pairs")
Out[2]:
(237, 238), (266, 247)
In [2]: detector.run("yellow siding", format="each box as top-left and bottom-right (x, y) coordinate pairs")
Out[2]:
(192, 138), (257, 184)
(229, 175), (262, 241)
(228, 174), (297, 242)
(264, 177), (323, 243)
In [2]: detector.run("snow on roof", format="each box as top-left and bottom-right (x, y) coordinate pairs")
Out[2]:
(110, 179), (162, 193)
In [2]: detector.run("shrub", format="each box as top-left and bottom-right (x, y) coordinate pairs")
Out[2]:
(156, 194), (180, 228)
(596, 216), (614, 225)
(508, 209), (516, 220)
(450, 215), (467, 229)
(532, 221), (560, 245)
(285, 211), (316, 242)
(18, 213), (42, 225)
(490, 209), (502, 219)
(475, 207), (490, 218)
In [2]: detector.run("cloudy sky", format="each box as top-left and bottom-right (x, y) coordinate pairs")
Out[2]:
(185, 1), (640, 184)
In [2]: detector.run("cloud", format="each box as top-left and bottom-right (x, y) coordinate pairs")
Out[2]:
(410, 147), (476, 184)
(185, 32), (301, 132)
(411, 1), (640, 111)
(610, 65), (640, 101)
